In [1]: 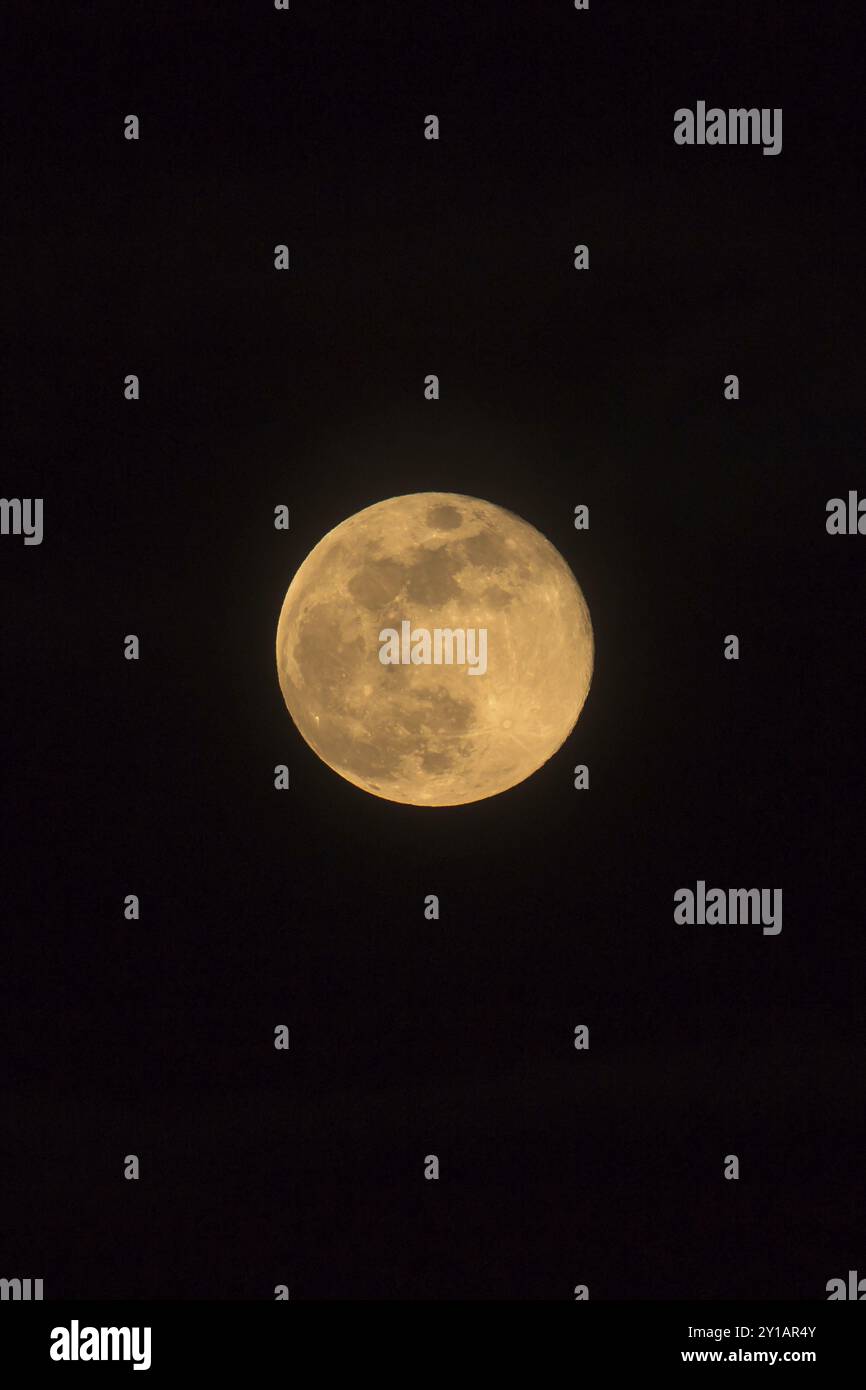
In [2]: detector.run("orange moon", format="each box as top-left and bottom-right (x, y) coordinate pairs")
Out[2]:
(275, 493), (594, 806)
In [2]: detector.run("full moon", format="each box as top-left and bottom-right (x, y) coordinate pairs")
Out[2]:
(275, 493), (594, 806)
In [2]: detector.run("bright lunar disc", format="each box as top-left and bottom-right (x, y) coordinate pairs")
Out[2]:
(275, 493), (594, 806)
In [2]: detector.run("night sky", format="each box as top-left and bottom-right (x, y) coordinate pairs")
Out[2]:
(4, 1), (864, 1299)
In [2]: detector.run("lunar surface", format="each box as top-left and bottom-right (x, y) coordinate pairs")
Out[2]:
(275, 493), (594, 806)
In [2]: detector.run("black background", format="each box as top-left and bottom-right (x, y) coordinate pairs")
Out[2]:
(3, 1), (864, 1299)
